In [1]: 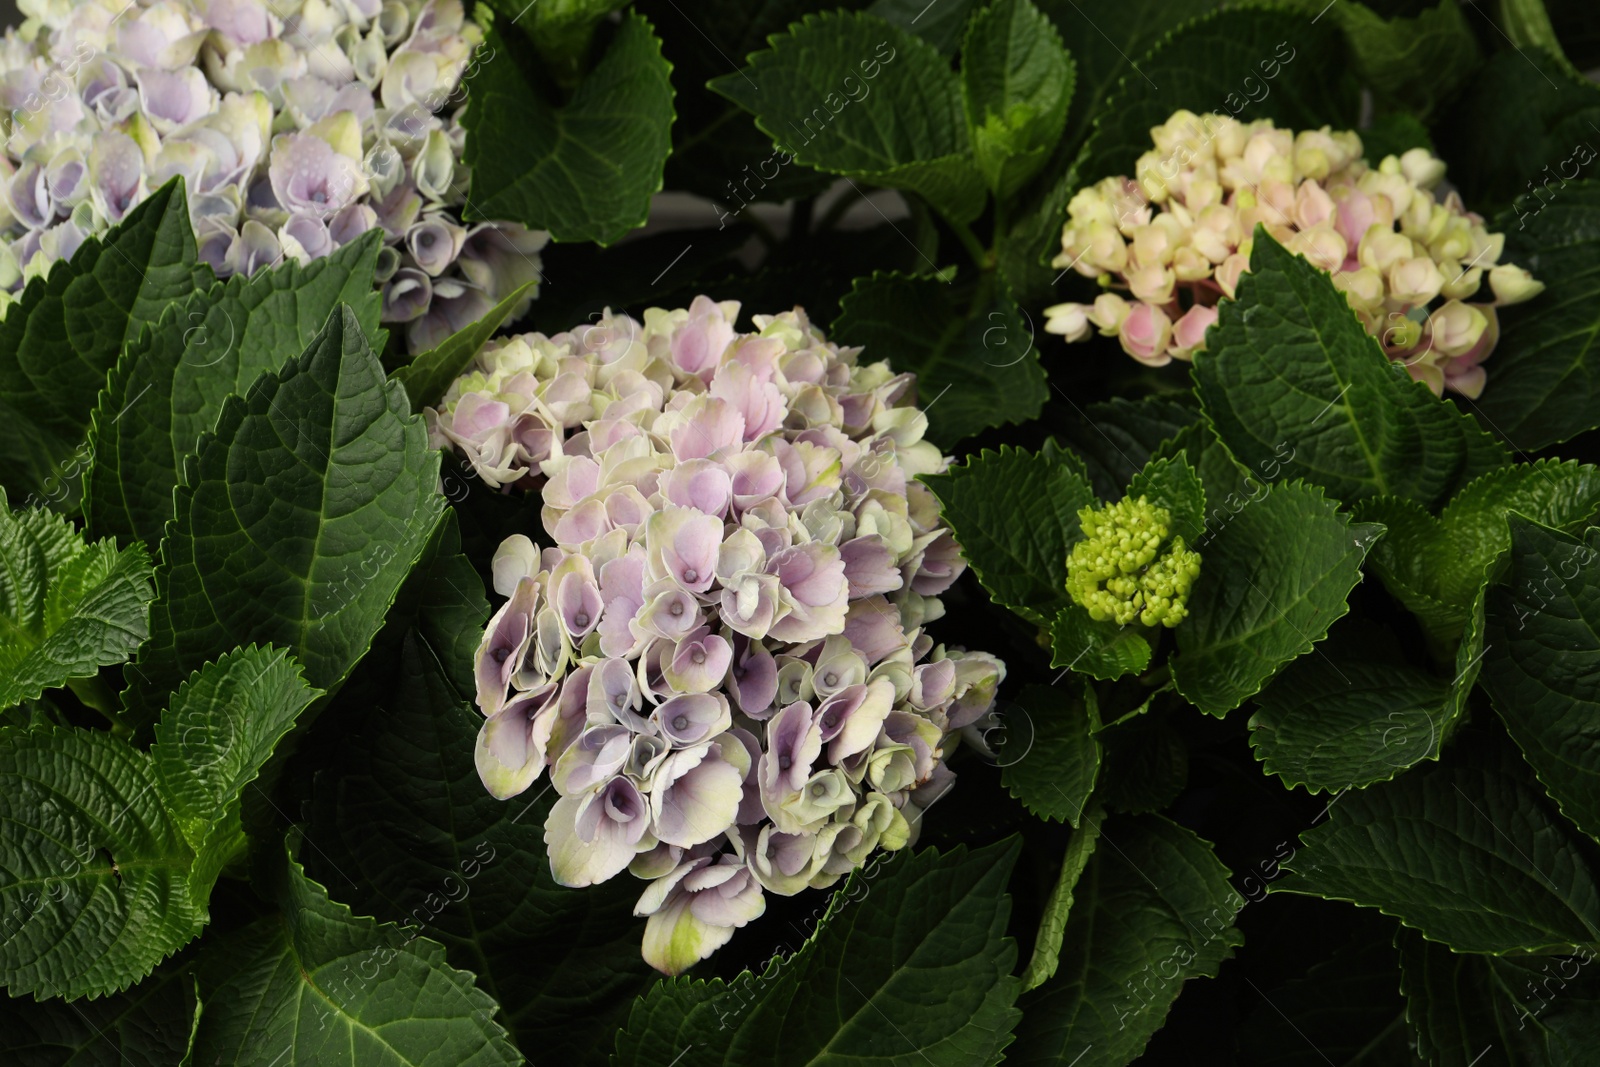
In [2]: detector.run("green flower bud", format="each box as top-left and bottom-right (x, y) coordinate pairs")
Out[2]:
(1065, 496), (1202, 628)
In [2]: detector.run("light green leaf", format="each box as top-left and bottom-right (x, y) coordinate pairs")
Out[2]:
(833, 272), (1048, 449)
(149, 646), (319, 891)
(1195, 230), (1509, 509)
(0, 499), (153, 710)
(0, 645), (320, 1000)
(1048, 604), (1151, 682)
(1249, 654), (1450, 794)
(0, 727), (199, 999)
(1359, 460), (1600, 643)
(84, 232), (383, 550)
(1171, 480), (1381, 716)
(1001, 682), (1099, 827)
(1021, 804), (1103, 993)
(121, 306), (446, 731)
(612, 840), (1022, 1066)
(960, 0), (1075, 198)
(923, 445), (1096, 625)
(464, 12), (675, 244)
(305, 632), (651, 1063)
(1126, 453), (1206, 546)
(1097, 705), (1187, 816)
(1470, 180), (1600, 451)
(0, 180), (207, 505)
(710, 11), (987, 222)
(192, 845), (521, 1066)
(1008, 815), (1244, 1066)
(0, 966), (200, 1065)
(1279, 747), (1600, 953)
(1397, 926), (1600, 1066)
(1481, 520), (1600, 842)
(392, 281), (535, 414)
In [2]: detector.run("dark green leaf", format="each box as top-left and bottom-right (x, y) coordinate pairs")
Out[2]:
(1171, 480), (1381, 716)
(710, 11), (987, 222)
(1325, 0), (1479, 118)
(833, 272), (1048, 449)
(960, 0), (1075, 198)
(122, 306), (446, 731)
(1358, 460), (1600, 642)
(1009, 815), (1244, 1066)
(1236, 923), (1411, 1067)
(1397, 926), (1600, 1066)
(0, 181), (206, 504)
(867, 0), (978, 55)
(1097, 706), (1187, 815)
(1280, 749), (1600, 953)
(193, 845), (520, 1066)
(305, 632), (649, 1064)
(1195, 230), (1509, 509)
(1048, 604), (1151, 682)
(0, 727), (198, 999)
(923, 444), (1095, 625)
(1482, 520), (1600, 842)
(1055, 395), (1200, 501)
(1001, 682), (1099, 827)
(1468, 180), (1600, 451)
(1250, 655), (1450, 794)
(464, 13), (675, 244)
(0, 968), (199, 1066)
(1433, 48), (1600, 214)
(84, 232), (383, 550)
(613, 840), (1022, 1066)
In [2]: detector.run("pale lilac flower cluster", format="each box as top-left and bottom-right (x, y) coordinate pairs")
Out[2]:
(1044, 110), (1544, 398)
(435, 297), (1004, 974)
(0, 0), (545, 349)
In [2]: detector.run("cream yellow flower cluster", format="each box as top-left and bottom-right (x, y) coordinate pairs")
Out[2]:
(1044, 110), (1544, 398)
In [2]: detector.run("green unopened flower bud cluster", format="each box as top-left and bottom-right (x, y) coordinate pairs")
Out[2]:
(1066, 496), (1201, 628)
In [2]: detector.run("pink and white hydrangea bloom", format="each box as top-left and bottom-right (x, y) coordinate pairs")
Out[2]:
(433, 297), (1005, 975)
(1043, 110), (1544, 398)
(0, 0), (546, 349)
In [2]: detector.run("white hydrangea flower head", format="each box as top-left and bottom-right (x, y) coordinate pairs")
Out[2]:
(1043, 109), (1544, 399)
(0, 0), (546, 348)
(432, 296), (1005, 975)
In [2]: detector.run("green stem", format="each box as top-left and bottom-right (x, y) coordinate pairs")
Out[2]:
(1022, 801), (1105, 992)
(949, 218), (991, 271)
(67, 675), (129, 737)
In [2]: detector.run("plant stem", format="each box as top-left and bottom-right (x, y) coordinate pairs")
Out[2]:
(950, 218), (991, 270)
(1022, 800), (1105, 992)
(67, 675), (130, 737)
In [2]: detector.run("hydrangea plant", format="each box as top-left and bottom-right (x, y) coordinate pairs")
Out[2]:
(0, 0), (545, 349)
(3, 0), (1600, 1062)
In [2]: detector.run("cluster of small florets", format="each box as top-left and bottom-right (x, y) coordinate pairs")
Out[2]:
(1066, 496), (1200, 628)
(0, 0), (545, 350)
(1043, 110), (1544, 398)
(434, 296), (1004, 975)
